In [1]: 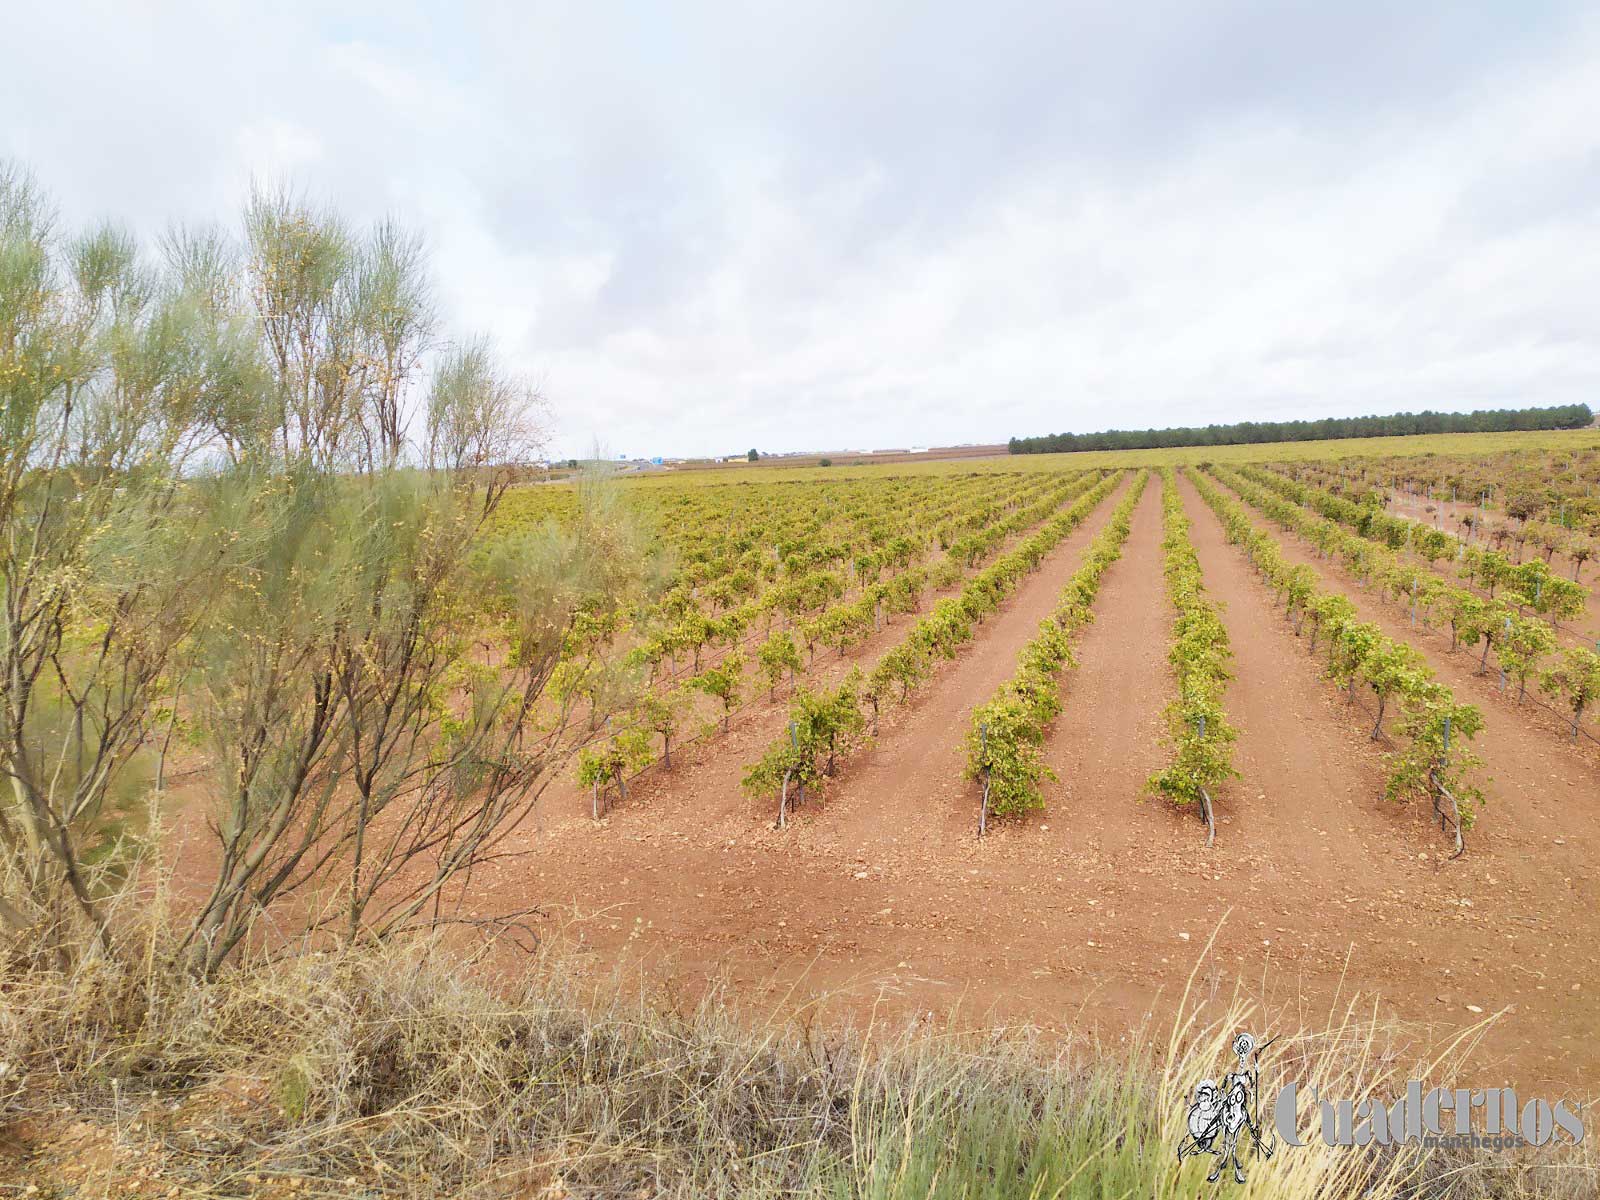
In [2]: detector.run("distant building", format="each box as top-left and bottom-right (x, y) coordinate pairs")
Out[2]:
(908, 446), (929, 454)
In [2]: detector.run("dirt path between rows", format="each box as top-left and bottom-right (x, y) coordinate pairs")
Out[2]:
(1203, 470), (1600, 1086)
(1042, 478), (1175, 860)
(1175, 472), (1399, 891)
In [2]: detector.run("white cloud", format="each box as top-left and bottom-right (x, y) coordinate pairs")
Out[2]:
(3, 2), (1597, 456)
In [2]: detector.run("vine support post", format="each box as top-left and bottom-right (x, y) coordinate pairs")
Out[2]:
(1438, 715), (1451, 825)
(789, 721), (803, 807)
(1430, 714), (1464, 858)
(977, 721), (990, 839)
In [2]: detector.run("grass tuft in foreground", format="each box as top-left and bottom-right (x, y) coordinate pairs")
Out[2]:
(1, 916), (1593, 1198)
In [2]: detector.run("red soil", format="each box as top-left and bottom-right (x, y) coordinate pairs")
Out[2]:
(457, 473), (1600, 1094)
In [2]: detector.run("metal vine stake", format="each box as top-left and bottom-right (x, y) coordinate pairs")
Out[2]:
(1430, 713), (1465, 859)
(777, 720), (800, 829)
(977, 721), (991, 839)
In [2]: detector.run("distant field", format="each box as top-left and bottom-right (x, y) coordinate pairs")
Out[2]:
(1030, 426), (1600, 469)
(632, 427), (1600, 484)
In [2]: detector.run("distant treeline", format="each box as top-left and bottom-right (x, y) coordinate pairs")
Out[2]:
(1007, 403), (1595, 454)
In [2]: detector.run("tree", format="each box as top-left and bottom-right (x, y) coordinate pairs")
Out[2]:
(1498, 615), (1555, 702)
(1541, 647), (1600, 740)
(747, 448), (759, 461)
(1280, 564), (1316, 633)
(1147, 689), (1238, 811)
(870, 642), (927, 702)
(577, 729), (651, 819)
(1360, 641), (1428, 739)
(967, 694), (1053, 818)
(739, 673), (865, 812)
(0, 167), (655, 974)
(1570, 541), (1592, 582)
(1442, 591), (1486, 654)
(1329, 621), (1382, 700)
(692, 651), (745, 731)
(757, 629), (802, 700)
(0, 166), (233, 957)
(1305, 593), (1355, 656)
(637, 690), (682, 768)
(792, 671), (866, 776)
(1466, 601), (1512, 676)
(1386, 687), (1486, 829)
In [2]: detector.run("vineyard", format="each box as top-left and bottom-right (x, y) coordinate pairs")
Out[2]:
(445, 439), (1600, 1092)
(12, 50), (1600, 1184)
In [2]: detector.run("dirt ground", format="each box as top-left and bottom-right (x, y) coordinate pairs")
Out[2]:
(458, 473), (1600, 1096)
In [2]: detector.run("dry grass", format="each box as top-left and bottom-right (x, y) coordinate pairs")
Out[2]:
(0, 909), (1594, 1198)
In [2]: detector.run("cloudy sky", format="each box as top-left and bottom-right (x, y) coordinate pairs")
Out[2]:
(4, 2), (1598, 458)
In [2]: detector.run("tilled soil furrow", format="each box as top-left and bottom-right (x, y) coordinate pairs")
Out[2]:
(1175, 471), (1401, 883)
(1039, 476), (1175, 857)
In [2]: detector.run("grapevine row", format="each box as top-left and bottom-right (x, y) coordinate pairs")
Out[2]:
(575, 471), (1112, 812)
(1188, 467), (1486, 849)
(965, 470), (1150, 827)
(1212, 463), (1600, 744)
(1145, 469), (1237, 843)
(740, 470), (1129, 816)
(634, 470), (1101, 684)
(1292, 447), (1600, 574)
(1242, 464), (1589, 637)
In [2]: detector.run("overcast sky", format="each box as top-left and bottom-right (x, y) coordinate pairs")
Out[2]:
(4, 2), (1598, 458)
